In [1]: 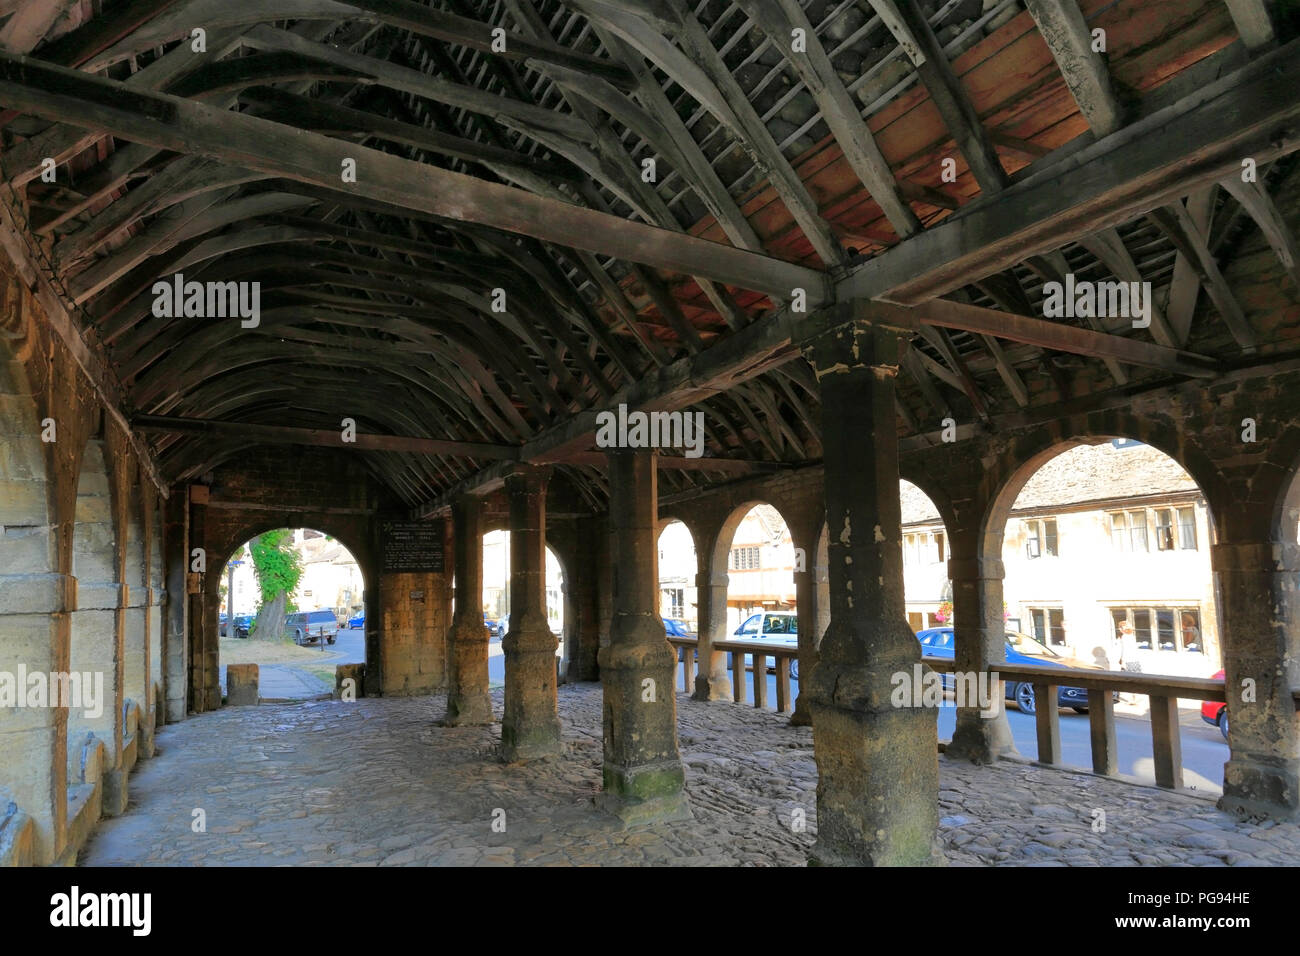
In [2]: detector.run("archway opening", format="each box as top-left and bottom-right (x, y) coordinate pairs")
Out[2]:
(718, 502), (796, 710)
(479, 529), (565, 689)
(218, 528), (366, 702)
(657, 520), (697, 636)
(899, 479), (954, 634)
(990, 438), (1222, 789)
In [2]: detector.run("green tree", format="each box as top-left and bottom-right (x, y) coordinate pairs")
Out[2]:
(249, 529), (302, 607)
(248, 529), (302, 640)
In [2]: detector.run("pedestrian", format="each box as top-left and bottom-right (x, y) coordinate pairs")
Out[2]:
(1117, 620), (1141, 703)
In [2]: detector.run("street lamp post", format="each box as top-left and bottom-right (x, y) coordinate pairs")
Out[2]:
(226, 556), (243, 628)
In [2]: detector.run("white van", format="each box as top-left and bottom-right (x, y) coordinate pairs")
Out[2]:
(732, 610), (800, 678)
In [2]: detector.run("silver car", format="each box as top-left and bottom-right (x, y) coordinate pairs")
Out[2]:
(286, 609), (339, 645)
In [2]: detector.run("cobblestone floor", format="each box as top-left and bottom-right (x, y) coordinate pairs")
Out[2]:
(80, 683), (1300, 866)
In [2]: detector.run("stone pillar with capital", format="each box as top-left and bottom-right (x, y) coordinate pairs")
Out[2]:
(598, 448), (691, 826)
(444, 493), (493, 726)
(500, 466), (562, 761)
(802, 315), (941, 866)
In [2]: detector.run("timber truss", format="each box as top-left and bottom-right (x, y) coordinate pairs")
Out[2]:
(0, 0), (1297, 514)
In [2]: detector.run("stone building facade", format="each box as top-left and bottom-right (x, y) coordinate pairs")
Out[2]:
(901, 441), (1221, 676)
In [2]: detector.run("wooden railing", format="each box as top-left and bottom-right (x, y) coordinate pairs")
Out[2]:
(668, 636), (798, 714)
(922, 656), (1234, 789)
(665, 638), (1300, 792)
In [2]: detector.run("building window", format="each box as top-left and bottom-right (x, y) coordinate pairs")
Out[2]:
(1111, 606), (1203, 652)
(1116, 506), (1198, 553)
(903, 530), (946, 566)
(1025, 518), (1058, 558)
(1177, 507), (1198, 550)
(662, 588), (684, 619)
(730, 546), (760, 570)
(1109, 511), (1151, 552)
(1027, 607), (1066, 647)
(1154, 508), (1175, 551)
(1128, 510), (1148, 551)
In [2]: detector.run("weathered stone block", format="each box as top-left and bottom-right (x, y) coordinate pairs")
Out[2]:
(334, 663), (365, 700)
(226, 663), (259, 707)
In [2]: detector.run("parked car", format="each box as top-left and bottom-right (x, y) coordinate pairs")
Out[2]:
(232, 614), (252, 639)
(1202, 670), (1228, 740)
(347, 611), (365, 629)
(484, 615), (497, 634)
(662, 618), (693, 637)
(219, 613), (229, 637)
(731, 611), (799, 678)
(286, 609), (339, 645)
(917, 627), (1107, 715)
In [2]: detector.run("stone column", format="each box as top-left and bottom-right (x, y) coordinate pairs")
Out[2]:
(162, 491), (188, 722)
(1214, 540), (1300, 820)
(691, 559), (732, 701)
(803, 317), (941, 866)
(444, 493), (493, 725)
(500, 466), (561, 761)
(565, 515), (602, 682)
(945, 547), (1016, 763)
(598, 448), (691, 825)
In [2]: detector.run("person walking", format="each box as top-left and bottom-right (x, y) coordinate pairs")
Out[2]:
(1117, 620), (1141, 704)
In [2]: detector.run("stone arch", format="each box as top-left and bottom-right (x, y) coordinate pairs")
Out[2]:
(1268, 438), (1300, 546)
(710, 499), (798, 635)
(208, 522), (375, 636)
(984, 433), (1219, 676)
(982, 413), (1225, 557)
(0, 335), (64, 863)
(197, 521), (378, 706)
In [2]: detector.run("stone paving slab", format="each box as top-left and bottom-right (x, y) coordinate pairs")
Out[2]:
(78, 683), (1300, 866)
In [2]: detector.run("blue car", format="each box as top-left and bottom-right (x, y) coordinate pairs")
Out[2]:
(347, 611), (365, 629)
(662, 618), (693, 637)
(916, 627), (1098, 715)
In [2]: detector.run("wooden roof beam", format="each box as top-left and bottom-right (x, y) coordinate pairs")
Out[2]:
(1024, 0), (1123, 137)
(0, 51), (829, 307)
(837, 39), (1300, 304)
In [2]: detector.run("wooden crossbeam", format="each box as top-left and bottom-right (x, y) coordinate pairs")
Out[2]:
(336, 0), (635, 88)
(875, 299), (1220, 378)
(0, 52), (829, 306)
(837, 40), (1300, 304)
(132, 414), (521, 459)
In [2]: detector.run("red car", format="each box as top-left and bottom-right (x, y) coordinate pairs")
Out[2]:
(1202, 670), (1228, 740)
